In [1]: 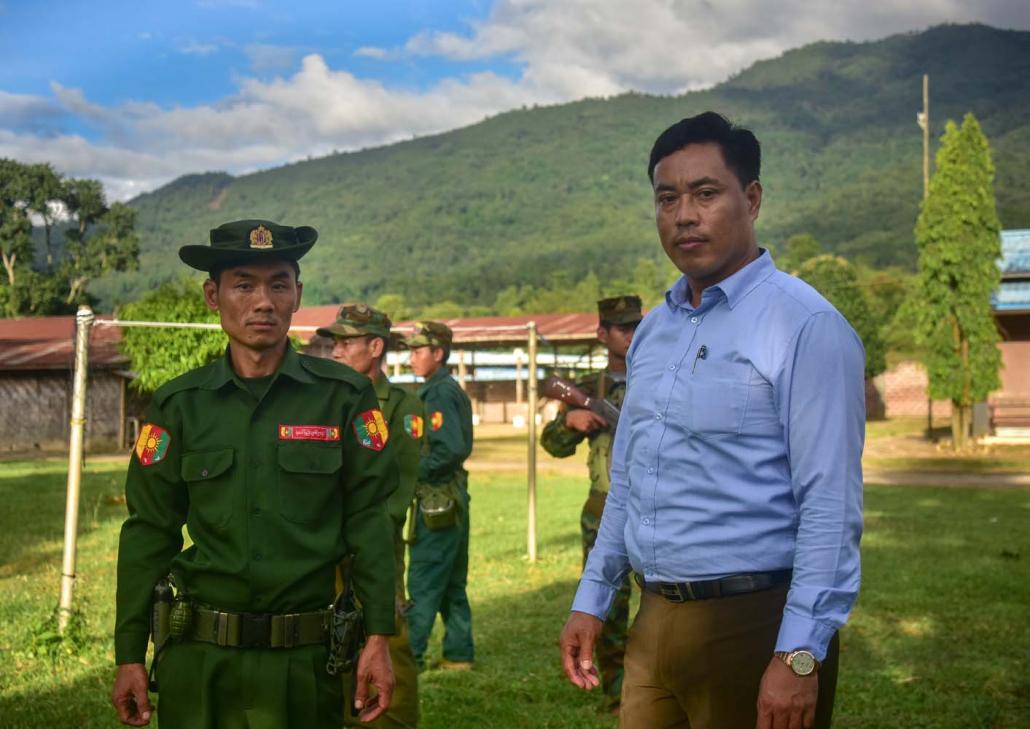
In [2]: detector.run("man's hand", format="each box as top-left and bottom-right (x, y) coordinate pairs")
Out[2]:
(565, 409), (607, 434)
(353, 634), (394, 723)
(111, 663), (153, 726)
(756, 657), (818, 729)
(559, 611), (603, 690)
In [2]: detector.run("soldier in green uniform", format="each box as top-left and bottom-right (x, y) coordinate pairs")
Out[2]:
(318, 303), (423, 728)
(404, 322), (475, 670)
(540, 294), (642, 712)
(110, 220), (398, 729)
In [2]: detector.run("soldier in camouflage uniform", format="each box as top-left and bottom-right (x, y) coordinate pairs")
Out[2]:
(540, 295), (642, 713)
(319, 304), (424, 729)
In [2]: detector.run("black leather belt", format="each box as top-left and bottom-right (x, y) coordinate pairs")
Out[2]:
(634, 570), (792, 602)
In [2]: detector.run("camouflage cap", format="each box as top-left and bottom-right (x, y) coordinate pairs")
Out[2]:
(179, 219), (318, 271)
(405, 320), (453, 348)
(598, 295), (643, 325)
(316, 303), (393, 340)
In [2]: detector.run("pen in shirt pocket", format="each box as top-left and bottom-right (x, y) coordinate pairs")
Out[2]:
(692, 344), (708, 373)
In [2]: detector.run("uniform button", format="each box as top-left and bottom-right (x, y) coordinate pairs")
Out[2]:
(200, 468), (209, 477)
(251, 507), (262, 516)
(253, 552), (263, 561)
(691, 316), (698, 323)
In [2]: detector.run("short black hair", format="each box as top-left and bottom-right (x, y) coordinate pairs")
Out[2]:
(647, 111), (761, 188)
(209, 258), (301, 284)
(438, 345), (451, 365)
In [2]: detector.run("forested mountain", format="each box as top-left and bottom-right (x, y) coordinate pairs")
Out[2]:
(92, 23), (1030, 310)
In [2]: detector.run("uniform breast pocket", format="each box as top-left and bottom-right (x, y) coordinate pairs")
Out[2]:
(676, 362), (753, 439)
(181, 448), (235, 531)
(276, 442), (343, 524)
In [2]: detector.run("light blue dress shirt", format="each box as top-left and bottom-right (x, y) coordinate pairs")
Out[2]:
(571, 251), (865, 660)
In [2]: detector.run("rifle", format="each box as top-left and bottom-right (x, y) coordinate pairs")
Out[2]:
(541, 374), (621, 430)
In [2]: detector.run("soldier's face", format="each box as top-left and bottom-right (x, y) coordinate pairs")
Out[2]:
(598, 322), (636, 359)
(409, 345), (441, 378)
(653, 143), (761, 291)
(203, 260), (302, 352)
(332, 335), (383, 379)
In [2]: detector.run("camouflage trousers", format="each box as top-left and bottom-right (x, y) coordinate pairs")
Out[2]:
(582, 490), (631, 711)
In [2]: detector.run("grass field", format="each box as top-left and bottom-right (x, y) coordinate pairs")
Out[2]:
(1, 456), (1029, 728)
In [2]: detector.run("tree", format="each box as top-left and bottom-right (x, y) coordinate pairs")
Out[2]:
(797, 255), (887, 380)
(118, 278), (225, 392)
(0, 159), (139, 316)
(776, 233), (825, 274)
(913, 113), (1002, 448)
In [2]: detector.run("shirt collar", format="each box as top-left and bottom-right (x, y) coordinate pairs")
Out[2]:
(418, 366), (451, 396)
(665, 249), (776, 311)
(201, 341), (313, 390)
(373, 371), (392, 400)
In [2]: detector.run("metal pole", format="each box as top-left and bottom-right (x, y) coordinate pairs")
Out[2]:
(527, 322), (539, 562)
(58, 305), (94, 633)
(917, 73), (933, 440)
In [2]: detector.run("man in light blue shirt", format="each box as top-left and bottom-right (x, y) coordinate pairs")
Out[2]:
(559, 112), (864, 729)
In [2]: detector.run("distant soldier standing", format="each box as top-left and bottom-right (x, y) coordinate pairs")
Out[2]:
(541, 295), (642, 713)
(319, 303), (424, 728)
(111, 220), (398, 728)
(404, 322), (475, 670)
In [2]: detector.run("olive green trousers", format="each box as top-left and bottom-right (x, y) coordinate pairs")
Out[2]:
(155, 641), (341, 729)
(343, 614), (420, 728)
(406, 487), (474, 665)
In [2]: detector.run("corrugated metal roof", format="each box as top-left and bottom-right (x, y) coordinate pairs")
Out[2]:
(0, 315), (126, 371)
(995, 229), (1030, 312)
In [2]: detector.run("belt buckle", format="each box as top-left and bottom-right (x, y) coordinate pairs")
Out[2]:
(659, 583), (685, 603)
(238, 612), (271, 648)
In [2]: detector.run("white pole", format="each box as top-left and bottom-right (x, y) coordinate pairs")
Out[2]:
(527, 322), (539, 562)
(58, 305), (94, 633)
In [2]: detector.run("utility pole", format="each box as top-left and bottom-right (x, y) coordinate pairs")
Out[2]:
(916, 74), (933, 440)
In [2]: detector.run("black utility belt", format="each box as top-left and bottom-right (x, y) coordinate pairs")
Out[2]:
(635, 569), (792, 603)
(186, 606), (330, 649)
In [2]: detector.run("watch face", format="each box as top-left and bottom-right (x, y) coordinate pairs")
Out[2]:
(790, 651), (816, 676)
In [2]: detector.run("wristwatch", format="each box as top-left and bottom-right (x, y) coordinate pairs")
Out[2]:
(775, 650), (820, 676)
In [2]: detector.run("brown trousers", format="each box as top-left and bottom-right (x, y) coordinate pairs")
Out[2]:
(620, 586), (839, 729)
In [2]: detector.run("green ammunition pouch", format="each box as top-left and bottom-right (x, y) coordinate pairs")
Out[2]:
(416, 480), (459, 530)
(185, 606), (330, 649)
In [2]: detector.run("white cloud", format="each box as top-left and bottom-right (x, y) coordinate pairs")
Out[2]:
(179, 40), (220, 56)
(3, 0), (1029, 200)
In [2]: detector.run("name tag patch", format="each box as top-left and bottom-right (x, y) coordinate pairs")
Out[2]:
(278, 424), (341, 442)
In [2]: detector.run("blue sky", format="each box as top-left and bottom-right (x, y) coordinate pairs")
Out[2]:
(2, 0), (1028, 200)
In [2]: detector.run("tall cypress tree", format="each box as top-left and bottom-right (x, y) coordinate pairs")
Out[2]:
(914, 113), (1002, 448)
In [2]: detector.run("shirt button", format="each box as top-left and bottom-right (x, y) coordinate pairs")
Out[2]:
(252, 552), (263, 561)
(691, 316), (698, 323)
(251, 507), (262, 516)
(668, 364), (676, 370)
(642, 518), (650, 525)
(654, 413), (662, 421)
(647, 467), (654, 474)
(200, 468), (209, 477)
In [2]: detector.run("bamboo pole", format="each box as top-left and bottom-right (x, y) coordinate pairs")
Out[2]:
(527, 322), (538, 562)
(58, 305), (94, 633)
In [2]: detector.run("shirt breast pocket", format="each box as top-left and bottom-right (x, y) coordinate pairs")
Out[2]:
(678, 362), (753, 440)
(277, 442), (343, 524)
(181, 448), (235, 531)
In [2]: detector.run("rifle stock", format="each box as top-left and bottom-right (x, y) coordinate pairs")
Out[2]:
(541, 375), (620, 429)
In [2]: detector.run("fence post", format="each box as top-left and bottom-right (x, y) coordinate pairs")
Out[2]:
(59, 305), (94, 633)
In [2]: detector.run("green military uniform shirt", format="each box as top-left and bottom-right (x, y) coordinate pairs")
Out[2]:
(417, 368), (473, 484)
(540, 369), (627, 495)
(115, 345), (399, 665)
(372, 372), (424, 598)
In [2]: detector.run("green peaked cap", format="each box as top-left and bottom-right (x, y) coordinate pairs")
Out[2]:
(317, 303), (393, 339)
(179, 219), (318, 271)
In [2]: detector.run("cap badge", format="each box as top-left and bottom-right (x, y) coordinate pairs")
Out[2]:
(249, 225), (274, 249)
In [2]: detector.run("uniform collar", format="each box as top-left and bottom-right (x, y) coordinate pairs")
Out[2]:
(202, 341), (313, 390)
(373, 371), (392, 400)
(418, 366), (451, 396)
(665, 248), (776, 312)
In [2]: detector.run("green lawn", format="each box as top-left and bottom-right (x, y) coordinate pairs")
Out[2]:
(0, 458), (1028, 728)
